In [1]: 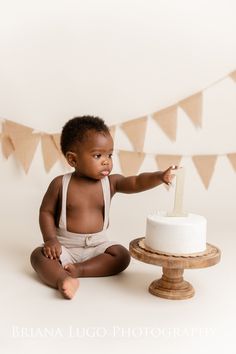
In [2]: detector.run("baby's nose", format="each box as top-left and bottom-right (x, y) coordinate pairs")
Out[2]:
(102, 159), (109, 165)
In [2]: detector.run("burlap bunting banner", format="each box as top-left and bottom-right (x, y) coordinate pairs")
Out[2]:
(118, 150), (145, 176)
(192, 155), (217, 189)
(179, 92), (203, 128)
(121, 116), (147, 152)
(152, 105), (178, 141)
(1, 69), (236, 179)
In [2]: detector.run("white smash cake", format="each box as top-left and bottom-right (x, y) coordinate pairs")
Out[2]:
(144, 212), (207, 255)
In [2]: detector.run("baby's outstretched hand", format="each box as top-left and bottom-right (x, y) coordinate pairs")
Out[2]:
(161, 165), (178, 185)
(43, 239), (62, 260)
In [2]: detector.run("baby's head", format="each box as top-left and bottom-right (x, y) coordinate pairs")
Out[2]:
(61, 116), (113, 179)
(60, 115), (110, 156)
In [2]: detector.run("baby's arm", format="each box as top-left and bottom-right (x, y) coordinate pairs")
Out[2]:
(39, 176), (62, 260)
(110, 166), (177, 194)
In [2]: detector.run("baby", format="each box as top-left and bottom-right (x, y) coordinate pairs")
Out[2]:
(30, 116), (176, 299)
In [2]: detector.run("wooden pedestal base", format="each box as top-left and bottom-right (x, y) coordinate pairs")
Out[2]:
(149, 267), (194, 300)
(129, 238), (221, 300)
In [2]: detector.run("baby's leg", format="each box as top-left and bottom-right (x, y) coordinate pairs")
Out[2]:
(30, 247), (79, 299)
(64, 245), (130, 278)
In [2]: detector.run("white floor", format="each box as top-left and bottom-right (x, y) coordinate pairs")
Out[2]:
(1, 224), (235, 354)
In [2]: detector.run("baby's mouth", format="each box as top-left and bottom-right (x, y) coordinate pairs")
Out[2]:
(101, 170), (110, 176)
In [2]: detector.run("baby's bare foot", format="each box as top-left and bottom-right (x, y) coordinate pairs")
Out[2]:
(57, 277), (79, 299)
(64, 263), (81, 278)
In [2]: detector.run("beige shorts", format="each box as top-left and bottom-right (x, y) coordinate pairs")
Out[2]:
(55, 229), (118, 266)
(59, 240), (118, 266)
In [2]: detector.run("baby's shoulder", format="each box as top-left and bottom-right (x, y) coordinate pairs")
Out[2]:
(47, 174), (64, 192)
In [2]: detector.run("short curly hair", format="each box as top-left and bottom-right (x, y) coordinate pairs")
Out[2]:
(60, 115), (110, 156)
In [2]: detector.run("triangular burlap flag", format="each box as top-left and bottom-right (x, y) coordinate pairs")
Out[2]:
(192, 155), (217, 189)
(179, 92), (203, 128)
(109, 125), (116, 140)
(118, 150), (145, 176)
(227, 153), (236, 172)
(152, 105), (178, 141)
(5, 120), (40, 173)
(155, 154), (182, 171)
(121, 116), (147, 152)
(229, 71), (236, 82)
(41, 133), (61, 172)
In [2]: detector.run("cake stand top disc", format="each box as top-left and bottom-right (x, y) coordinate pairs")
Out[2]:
(129, 237), (221, 269)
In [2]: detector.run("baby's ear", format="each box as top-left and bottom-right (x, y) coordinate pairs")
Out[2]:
(65, 151), (77, 168)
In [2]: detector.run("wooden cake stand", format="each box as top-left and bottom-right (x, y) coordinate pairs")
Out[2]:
(129, 237), (221, 300)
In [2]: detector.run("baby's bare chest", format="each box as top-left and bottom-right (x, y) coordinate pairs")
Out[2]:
(66, 181), (104, 212)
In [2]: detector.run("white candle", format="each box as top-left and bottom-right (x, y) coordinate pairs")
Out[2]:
(168, 167), (187, 217)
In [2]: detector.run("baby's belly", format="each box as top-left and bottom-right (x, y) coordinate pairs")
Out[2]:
(66, 212), (104, 234)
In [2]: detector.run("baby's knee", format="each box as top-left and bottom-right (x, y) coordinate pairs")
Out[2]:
(106, 245), (131, 270)
(119, 246), (131, 268)
(30, 247), (44, 269)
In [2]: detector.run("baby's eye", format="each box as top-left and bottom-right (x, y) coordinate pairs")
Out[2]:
(94, 154), (101, 159)
(108, 153), (113, 158)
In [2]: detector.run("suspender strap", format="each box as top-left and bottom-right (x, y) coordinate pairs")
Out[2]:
(101, 176), (111, 230)
(59, 173), (72, 230)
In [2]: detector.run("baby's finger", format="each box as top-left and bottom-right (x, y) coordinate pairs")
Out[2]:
(51, 248), (57, 259)
(46, 247), (53, 259)
(56, 247), (62, 259)
(50, 248), (56, 259)
(43, 245), (48, 256)
(42, 247), (47, 257)
(43, 247), (51, 259)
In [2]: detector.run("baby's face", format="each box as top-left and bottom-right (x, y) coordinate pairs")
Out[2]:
(72, 130), (114, 180)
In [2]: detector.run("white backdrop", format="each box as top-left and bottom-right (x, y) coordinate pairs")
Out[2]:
(0, 0), (236, 250)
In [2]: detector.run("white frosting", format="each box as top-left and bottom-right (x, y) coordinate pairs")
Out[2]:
(145, 212), (207, 254)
